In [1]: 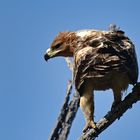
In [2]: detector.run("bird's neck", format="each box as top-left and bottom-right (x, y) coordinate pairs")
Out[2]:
(65, 32), (79, 56)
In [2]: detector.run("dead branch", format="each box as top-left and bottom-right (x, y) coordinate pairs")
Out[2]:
(49, 80), (73, 140)
(49, 80), (80, 140)
(79, 82), (140, 140)
(58, 91), (80, 140)
(49, 58), (80, 140)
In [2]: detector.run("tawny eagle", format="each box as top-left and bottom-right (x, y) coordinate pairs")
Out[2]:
(44, 28), (138, 132)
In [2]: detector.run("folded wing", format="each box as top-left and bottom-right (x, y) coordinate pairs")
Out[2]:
(74, 31), (138, 92)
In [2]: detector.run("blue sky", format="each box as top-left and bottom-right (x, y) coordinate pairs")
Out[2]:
(0, 0), (140, 140)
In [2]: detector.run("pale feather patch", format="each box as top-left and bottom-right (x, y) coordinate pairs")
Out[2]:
(76, 30), (96, 38)
(46, 48), (51, 53)
(76, 29), (107, 38)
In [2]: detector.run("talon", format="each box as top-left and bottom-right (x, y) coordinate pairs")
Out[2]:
(83, 124), (89, 133)
(83, 121), (97, 133)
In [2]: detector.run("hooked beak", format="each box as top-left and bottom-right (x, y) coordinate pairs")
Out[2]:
(44, 48), (61, 61)
(44, 51), (50, 61)
(44, 48), (52, 61)
(44, 53), (50, 61)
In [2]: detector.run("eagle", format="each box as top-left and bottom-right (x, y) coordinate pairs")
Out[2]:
(44, 28), (138, 132)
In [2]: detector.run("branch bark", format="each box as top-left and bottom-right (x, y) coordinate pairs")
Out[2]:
(49, 80), (80, 140)
(58, 91), (80, 140)
(49, 80), (73, 140)
(79, 82), (140, 140)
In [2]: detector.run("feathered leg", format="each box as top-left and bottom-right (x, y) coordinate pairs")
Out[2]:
(80, 82), (96, 133)
(111, 74), (129, 110)
(111, 87), (122, 110)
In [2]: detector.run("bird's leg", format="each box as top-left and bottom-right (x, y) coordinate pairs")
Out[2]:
(80, 83), (96, 133)
(111, 88), (122, 110)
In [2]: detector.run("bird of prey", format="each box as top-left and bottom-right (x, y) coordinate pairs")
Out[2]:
(44, 28), (138, 132)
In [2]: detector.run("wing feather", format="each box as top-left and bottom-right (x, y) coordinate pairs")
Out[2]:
(74, 31), (138, 92)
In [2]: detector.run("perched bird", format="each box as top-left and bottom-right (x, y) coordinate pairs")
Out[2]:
(44, 28), (138, 132)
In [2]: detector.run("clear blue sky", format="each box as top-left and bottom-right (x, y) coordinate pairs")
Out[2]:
(0, 0), (140, 140)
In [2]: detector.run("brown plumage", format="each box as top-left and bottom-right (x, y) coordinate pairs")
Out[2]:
(44, 29), (138, 132)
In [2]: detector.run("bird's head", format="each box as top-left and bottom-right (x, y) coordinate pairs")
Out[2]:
(44, 32), (77, 61)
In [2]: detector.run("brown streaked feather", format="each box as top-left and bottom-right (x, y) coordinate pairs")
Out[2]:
(51, 32), (77, 49)
(74, 30), (138, 93)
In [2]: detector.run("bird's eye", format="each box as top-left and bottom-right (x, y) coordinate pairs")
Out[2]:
(55, 44), (60, 49)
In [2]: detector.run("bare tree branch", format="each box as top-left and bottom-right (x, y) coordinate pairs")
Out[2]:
(49, 80), (80, 140)
(49, 58), (80, 140)
(79, 82), (140, 140)
(49, 80), (73, 140)
(58, 91), (80, 140)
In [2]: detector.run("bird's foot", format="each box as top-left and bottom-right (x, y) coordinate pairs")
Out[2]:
(83, 121), (97, 133)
